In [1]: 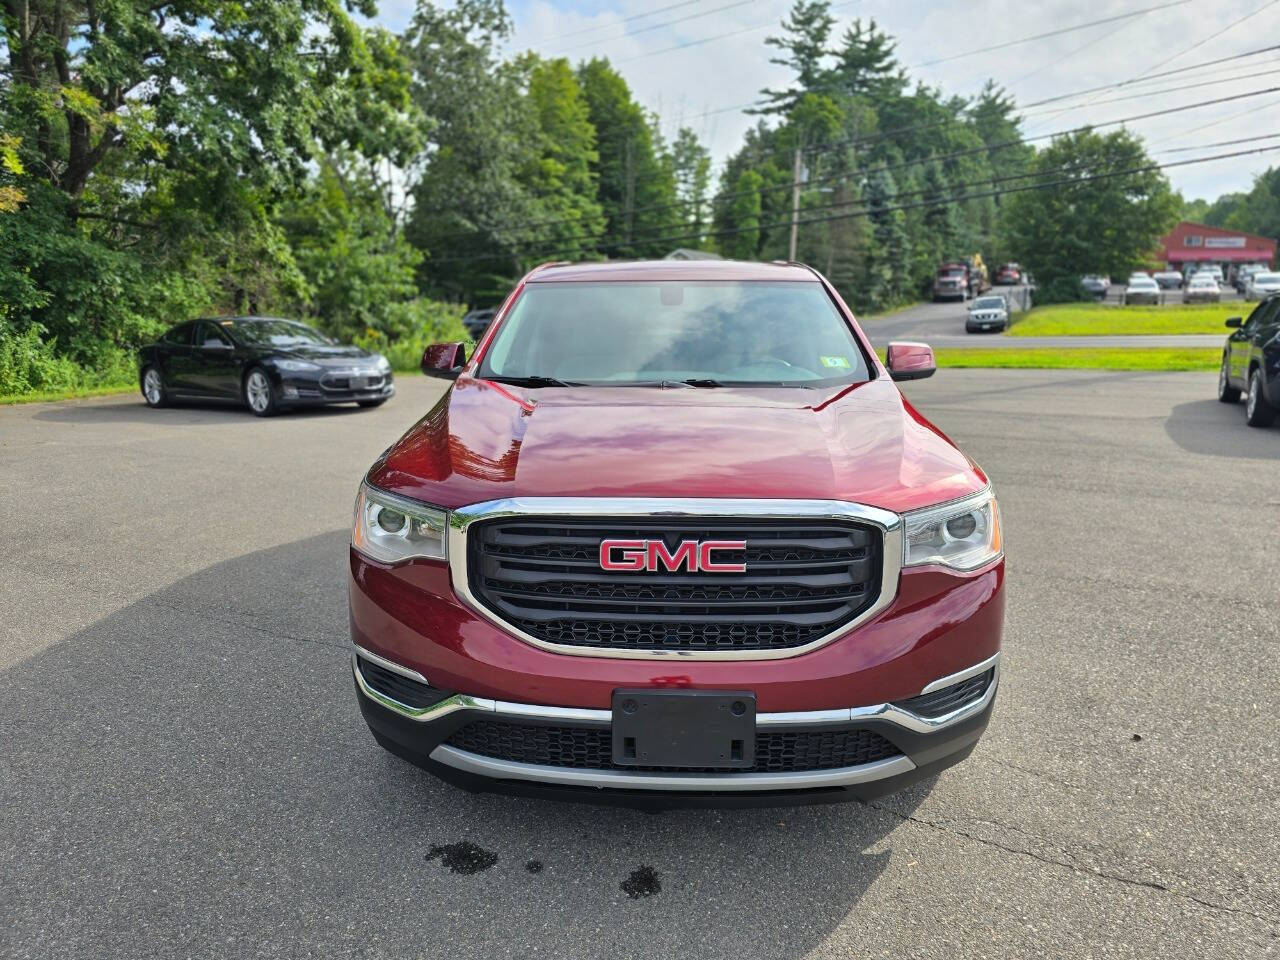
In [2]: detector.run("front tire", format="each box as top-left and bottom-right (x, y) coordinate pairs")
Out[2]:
(1218, 356), (1241, 403)
(244, 368), (278, 417)
(141, 366), (169, 408)
(1245, 368), (1276, 427)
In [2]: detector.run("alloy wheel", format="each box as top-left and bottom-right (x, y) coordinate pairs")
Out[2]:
(1247, 374), (1258, 419)
(143, 369), (163, 405)
(246, 371), (270, 413)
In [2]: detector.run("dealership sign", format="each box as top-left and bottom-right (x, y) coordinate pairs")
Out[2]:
(1204, 236), (1247, 248)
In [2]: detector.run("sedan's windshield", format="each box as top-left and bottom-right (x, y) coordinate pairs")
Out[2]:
(973, 297), (1005, 309)
(1129, 279), (1157, 289)
(478, 281), (871, 386)
(1254, 273), (1280, 284)
(222, 319), (333, 346)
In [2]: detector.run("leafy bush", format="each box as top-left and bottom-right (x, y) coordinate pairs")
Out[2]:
(0, 325), (135, 396)
(351, 299), (471, 372)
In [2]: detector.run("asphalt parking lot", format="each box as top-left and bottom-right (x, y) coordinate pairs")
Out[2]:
(2, 371), (1277, 959)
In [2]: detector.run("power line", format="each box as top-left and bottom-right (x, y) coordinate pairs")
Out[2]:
(429, 140), (1280, 263)
(910, 0), (1192, 69)
(553, 0), (760, 55)
(535, 0), (705, 45)
(1017, 66), (1280, 116)
(614, 0), (862, 66)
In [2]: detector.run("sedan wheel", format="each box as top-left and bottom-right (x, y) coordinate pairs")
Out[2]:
(1245, 369), (1276, 427)
(1218, 356), (1241, 403)
(142, 366), (168, 408)
(244, 369), (277, 417)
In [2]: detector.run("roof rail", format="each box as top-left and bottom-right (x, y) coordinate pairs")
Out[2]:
(527, 260), (572, 276)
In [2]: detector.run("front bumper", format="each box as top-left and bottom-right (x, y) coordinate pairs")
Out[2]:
(354, 646), (999, 807)
(279, 377), (395, 406)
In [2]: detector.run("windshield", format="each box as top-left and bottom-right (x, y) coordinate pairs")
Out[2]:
(478, 281), (871, 386)
(973, 297), (1005, 309)
(222, 319), (333, 347)
(1255, 273), (1280, 283)
(1130, 279), (1157, 289)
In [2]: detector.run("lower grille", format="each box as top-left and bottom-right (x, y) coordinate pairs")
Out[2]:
(321, 373), (386, 392)
(445, 719), (901, 773)
(357, 657), (452, 710)
(893, 668), (993, 718)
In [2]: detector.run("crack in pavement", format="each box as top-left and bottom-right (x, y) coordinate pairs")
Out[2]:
(868, 802), (1280, 930)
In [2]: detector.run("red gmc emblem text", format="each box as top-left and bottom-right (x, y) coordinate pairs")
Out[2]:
(598, 539), (748, 573)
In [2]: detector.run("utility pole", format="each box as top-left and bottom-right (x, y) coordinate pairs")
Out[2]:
(788, 145), (802, 261)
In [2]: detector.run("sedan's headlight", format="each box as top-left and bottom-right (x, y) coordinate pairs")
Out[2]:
(371, 354), (391, 373)
(903, 489), (1002, 571)
(276, 359), (321, 372)
(351, 483), (448, 564)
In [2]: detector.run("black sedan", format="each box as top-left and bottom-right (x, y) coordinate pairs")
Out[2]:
(138, 317), (394, 416)
(1218, 296), (1280, 427)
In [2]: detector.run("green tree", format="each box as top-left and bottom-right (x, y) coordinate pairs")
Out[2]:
(756, 1), (836, 114)
(522, 56), (606, 260)
(720, 170), (764, 259)
(671, 126), (712, 240)
(576, 57), (677, 258)
(863, 168), (909, 308)
(830, 19), (905, 100)
(1001, 129), (1179, 301)
(1223, 167), (1280, 239)
(403, 0), (542, 301)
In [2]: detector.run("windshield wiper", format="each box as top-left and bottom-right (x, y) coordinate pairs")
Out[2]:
(680, 378), (724, 388)
(485, 375), (581, 388)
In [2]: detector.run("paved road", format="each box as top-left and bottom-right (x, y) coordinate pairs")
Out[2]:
(2, 374), (1278, 959)
(859, 286), (1228, 350)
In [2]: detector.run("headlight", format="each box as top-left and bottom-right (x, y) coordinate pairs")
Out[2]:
(903, 489), (1002, 571)
(372, 354), (391, 373)
(351, 483), (448, 564)
(276, 359), (320, 372)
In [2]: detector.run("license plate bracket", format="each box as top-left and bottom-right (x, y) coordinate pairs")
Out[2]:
(611, 689), (755, 769)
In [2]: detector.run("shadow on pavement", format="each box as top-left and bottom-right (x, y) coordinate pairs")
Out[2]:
(0, 531), (929, 960)
(33, 396), (373, 426)
(1164, 399), (1280, 459)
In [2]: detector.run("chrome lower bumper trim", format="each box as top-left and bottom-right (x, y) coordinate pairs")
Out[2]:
(353, 649), (999, 734)
(427, 745), (916, 792)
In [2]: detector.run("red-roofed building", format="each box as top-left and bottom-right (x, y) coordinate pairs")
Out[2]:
(1157, 221), (1275, 274)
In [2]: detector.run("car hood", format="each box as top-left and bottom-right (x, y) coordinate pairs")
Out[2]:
(367, 376), (987, 514)
(273, 344), (372, 362)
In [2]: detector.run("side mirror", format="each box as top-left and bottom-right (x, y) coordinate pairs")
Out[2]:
(886, 341), (937, 382)
(421, 342), (467, 379)
(1225, 317), (1242, 328)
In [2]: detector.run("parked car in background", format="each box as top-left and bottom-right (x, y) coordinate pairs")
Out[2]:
(138, 316), (394, 416)
(1123, 276), (1160, 305)
(1153, 271), (1183, 290)
(1232, 264), (1265, 293)
(1218, 296), (1280, 427)
(966, 295), (1010, 333)
(994, 263), (1021, 285)
(462, 308), (497, 341)
(351, 259), (1005, 807)
(1244, 271), (1280, 301)
(933, 262), (969, 301)
(1183, 276), (1221, 303)
(1081, 275), (1110, 300)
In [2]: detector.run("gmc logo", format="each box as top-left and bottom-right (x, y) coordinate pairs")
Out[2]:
(599, 539), (747, 573)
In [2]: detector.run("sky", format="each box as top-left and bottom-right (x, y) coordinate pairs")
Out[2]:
(372, 0), (1280, 203)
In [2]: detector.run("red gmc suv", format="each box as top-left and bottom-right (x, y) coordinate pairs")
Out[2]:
(349, 260), (1004, 807)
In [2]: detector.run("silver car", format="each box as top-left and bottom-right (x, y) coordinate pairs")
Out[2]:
(1123, 276), (1160, 305)
(1183, 276), (1221, 303)
(966, 295), (1010, 333)
(1244, 271), (1280, 301)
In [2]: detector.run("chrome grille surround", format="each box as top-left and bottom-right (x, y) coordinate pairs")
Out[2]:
(447, 498), (903, 661)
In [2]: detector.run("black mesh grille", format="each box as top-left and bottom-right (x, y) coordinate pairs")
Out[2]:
(357, 657), (452, 710)
(446, 720), (901, 773)
(468, 516), (881, 652)
(894, 669), (993, 718)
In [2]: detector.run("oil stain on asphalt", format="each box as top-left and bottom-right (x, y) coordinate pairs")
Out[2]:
(621, 865), (661, 899)
(525, 860), (544, 874)
(426, 841), (498, 875)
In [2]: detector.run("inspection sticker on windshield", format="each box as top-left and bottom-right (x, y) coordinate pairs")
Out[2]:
(820, 356), (851, 369)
